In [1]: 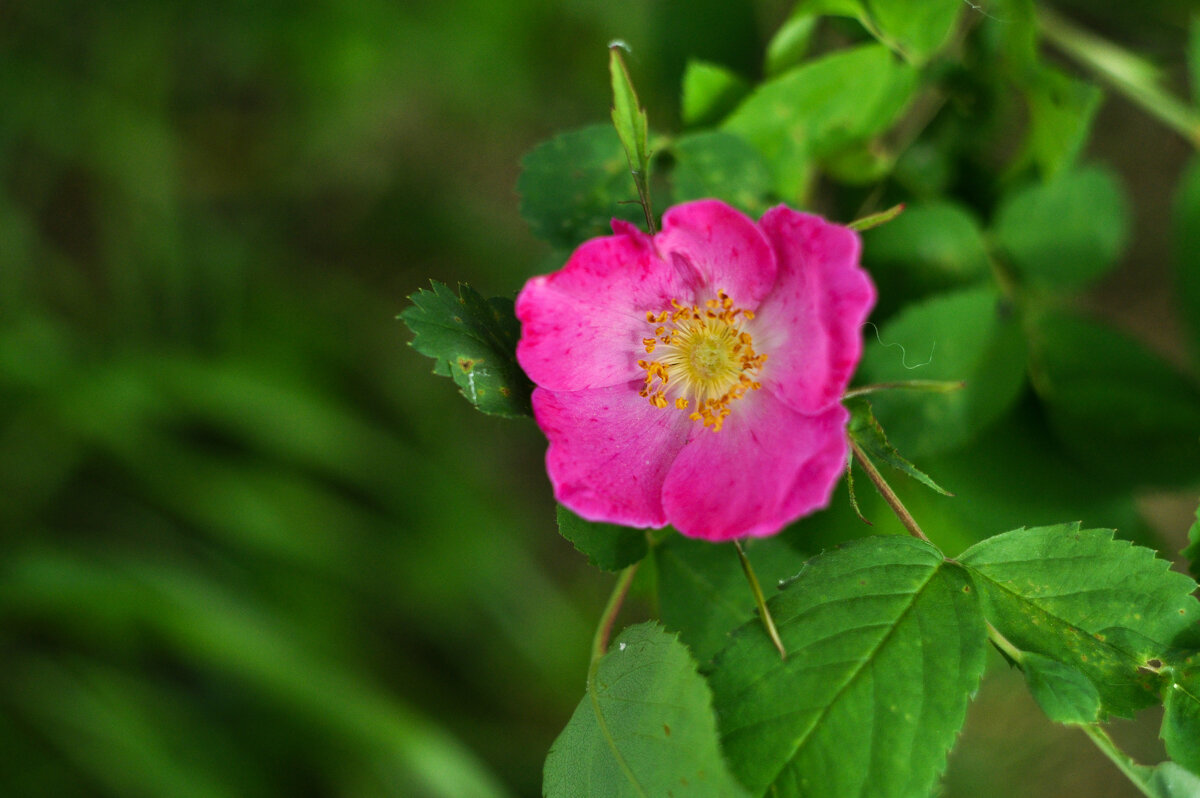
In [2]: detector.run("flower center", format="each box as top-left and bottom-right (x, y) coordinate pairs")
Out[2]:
(637, 291), (767, 432)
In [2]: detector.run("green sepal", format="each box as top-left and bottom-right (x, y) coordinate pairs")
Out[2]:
(846, 396), (953, 496)
(1021, 652), (1102, 724)
(609, 46), (654, 231)
(555, 505), (648, 572)
(401, 282), (532, 418)
(543, 622), (749, 797)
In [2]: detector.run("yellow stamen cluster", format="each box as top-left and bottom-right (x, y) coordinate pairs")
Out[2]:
(636, 290), (767, 432)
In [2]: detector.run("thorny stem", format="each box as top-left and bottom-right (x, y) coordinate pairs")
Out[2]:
(1038, 6), (1200, 149)
(849, 438), (931, 543)
(590, 563), (639, 669)
(734, 539), (788, 660)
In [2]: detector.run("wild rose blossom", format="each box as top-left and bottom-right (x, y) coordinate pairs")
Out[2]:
(516, 199), (875, 541)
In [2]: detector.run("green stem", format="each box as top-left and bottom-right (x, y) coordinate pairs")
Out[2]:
(849, 438), (931, 543)
(1038, 6), (1200, 148)
(1079, 725), (1160, 798)
(734, 540), (788, 660)
(590, 563), (639, 667)
(985, 620), (1024, 663)
(842, 380), (966, 399)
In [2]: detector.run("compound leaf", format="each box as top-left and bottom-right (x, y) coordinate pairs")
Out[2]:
(707, 536), (986, 797)
(402, 282), (531, 418)
(960, 524), (1200, 717)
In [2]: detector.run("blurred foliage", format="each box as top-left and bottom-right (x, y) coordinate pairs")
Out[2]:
(2, 0), (1199, 797)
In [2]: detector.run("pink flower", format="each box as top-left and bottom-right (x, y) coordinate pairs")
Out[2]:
(516, 200), (876, 541)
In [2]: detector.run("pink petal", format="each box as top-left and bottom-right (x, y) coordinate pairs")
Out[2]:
(661, 394), (849, 541)
(656, 200), (777, 309)
(533, 384), (691, 528)
(753, 207), (876, 415)
(516, 227), (690, 391)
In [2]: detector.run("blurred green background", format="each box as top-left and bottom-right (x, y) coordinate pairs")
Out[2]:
(1, 1), (1197, 796)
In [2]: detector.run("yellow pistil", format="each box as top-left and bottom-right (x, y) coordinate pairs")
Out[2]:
(637, 290), (767, 432)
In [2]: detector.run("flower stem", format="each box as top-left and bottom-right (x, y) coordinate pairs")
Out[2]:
(734, 539), (788, 660)
(590, 563), (639, 667)
(1038, 6), (1200, 149)
(849, 438), (931, 543)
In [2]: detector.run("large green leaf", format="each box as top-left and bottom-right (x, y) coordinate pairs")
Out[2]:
(668, 130), (772, 215)
(724, 44), (917, 200)
(1029, 313), (1200, 487)
(859, 285), (1028, 457)
(861, 200), (990, 313)
(992, 166), (1130, 288)
(654, 534), (810, 664)
(707, 536), (986, 797)
(543, 623), (748, 798)
(960, 524), (1200, 717)
(555, 505), (647, 572)
(517, 125), (645, 250)
(401, 282), (532, 418)
(1173, 155), (1200, 363)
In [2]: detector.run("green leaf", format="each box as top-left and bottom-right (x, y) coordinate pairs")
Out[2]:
(846, 397), (952, 496)
(863, 0), (962, 65)
(668, 131), (772, 215)
(1142, 762), (1200, 798)
(960, 524), (1200, 717)
(860, 285), (1028, 457)
(1162, 668), (1200, 777)
(1029, 313), (1200, 487)
(543, 623), (749, 798)
(1184, 504), (1200, 582)
(724, 44), (917, 201)
(517, 124), (645, 250)
(655, 534), (809, 664)
(681, 60), (750, 128)
(1173, 155), (1200, 363)
(764, 13), (818, 77)
(555, 505), (648, 572)
(1021, 653), (1102, 724)
(401, 282), (532, 418)
(707, 536), (987, 797)
(861, 200), (991, 305)
(992, 165), (1130, 288)
(1021, 67), (1103, 178)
